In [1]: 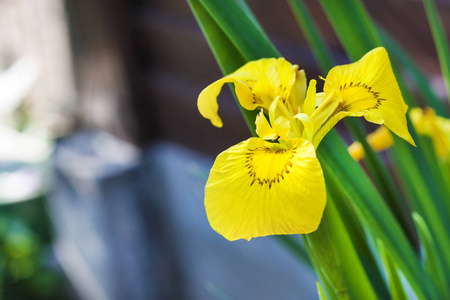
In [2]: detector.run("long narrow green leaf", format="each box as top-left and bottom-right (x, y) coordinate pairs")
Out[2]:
(378, 29), (449, 117)
(305, 224), (349, 300)
(391, 129), (450, 277)
(317, 1), (447, 297)
(344, 119), (416, 245)
(422, 0), (450, 104)
(325, 169), (391, 300)
(412, 212), (450, 299)
(318, 131), (437, 300)
(318, 0), (381, 59)
(273, 236), (311, 269)
(198, 0), (279, 60)
(188, 0), (258, 132)
(303, 235), (339, 300)
(317, 281), (329, 300)
(287, 0), (334, 73)
(377, 240), (408, 300)
(325, 197), (378, 300)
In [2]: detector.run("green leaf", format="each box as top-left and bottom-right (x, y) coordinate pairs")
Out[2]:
(412, 212), (450, 299)
(304, 225), (348, 300)
(377, 240), (408, 300)
(287, 0), (334, 73)
(318, 131), (437, 300)
(318, 0), (381, 60)
(324, 170), (391, 299)
(198, 0), (279, 60)
(390, 131), (450, 278)
(378, 29), (449, 118)
(422, 0), (450, 104)
(188, 0), (258, 132)
(317, 280), (330, 300)
(324, 197), (378, 300)
(273, 235), (311, 269)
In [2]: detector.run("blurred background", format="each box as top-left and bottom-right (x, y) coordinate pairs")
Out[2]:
(0, 0), (449, 299)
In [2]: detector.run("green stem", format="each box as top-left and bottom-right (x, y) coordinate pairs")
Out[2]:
(305, 220), (349, 300)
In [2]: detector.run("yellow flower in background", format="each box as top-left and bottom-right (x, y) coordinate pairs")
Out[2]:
(198, 47), (414, 241)
(410, 107), (450, 159)
(348, 126), (394, 161)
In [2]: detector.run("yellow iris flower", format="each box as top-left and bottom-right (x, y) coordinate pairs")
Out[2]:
(410, 107), (450, 159)
(198, 47), (414, 241)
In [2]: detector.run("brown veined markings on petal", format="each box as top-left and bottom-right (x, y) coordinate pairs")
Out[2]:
(245, 144), (297, 189)
(204, 137), (326, 240)
(313, 82), (386, 145)
(339, 81), (385, 112)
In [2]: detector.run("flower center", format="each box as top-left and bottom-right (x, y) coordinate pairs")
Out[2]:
(245, 145), (296, 189)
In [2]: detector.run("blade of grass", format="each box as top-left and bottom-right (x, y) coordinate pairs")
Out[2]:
(422, 0), (450, 104)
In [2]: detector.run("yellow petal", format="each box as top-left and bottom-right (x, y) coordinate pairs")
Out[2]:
(348, 142), (364, 161)
(303, 79), (317, 116)
(205, 138), (326, 241)
(294, 113), (314, 141)
(255, 111), (278, 140)
(288, 69), (307, 114)
(197, 77), (253, 127)
(315, 92), (325, 107)
(313, 47), (415, 147)
(272, 116), (292, 141)
(410, 107), (450, 158)
(347, 126), (394, 161)
(198, 58), (298, 127)
(367, 126), (394, 152)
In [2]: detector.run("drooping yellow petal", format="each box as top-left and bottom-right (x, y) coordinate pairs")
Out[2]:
(205, 138), (326, 241)
(312, 47), (415, 147)
(198, 58), (298, 127)
(198, 77), (254, 127)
